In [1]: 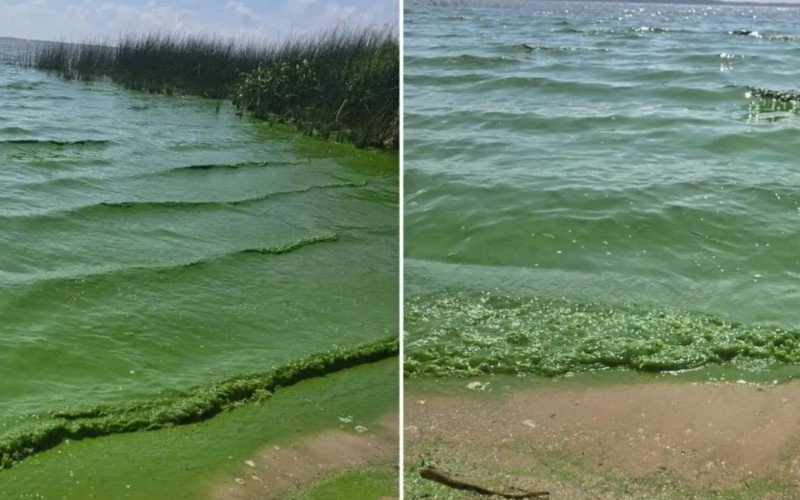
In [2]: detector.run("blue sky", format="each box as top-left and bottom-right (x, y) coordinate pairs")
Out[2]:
(0, 0), (397, 42)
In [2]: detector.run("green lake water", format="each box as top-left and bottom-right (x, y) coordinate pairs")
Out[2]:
(0, 359), (397, 499)
(405, 1), (800, 381)
(0, 37), (398, 488)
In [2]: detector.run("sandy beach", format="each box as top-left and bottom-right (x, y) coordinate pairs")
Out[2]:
(213, 414), (398, 499)
(405, 380), (800, 498)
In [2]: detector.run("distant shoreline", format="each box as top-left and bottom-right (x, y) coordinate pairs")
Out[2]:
(407, 0), (800, 9)
(560, 0), (800, 8)
(9, 28), (399, 150)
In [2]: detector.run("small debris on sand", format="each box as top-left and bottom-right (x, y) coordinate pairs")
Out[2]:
(420, 465), (549, 498)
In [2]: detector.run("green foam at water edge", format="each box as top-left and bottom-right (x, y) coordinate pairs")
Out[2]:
(0, 336), (398, 469)
(405, 293), (800, 378)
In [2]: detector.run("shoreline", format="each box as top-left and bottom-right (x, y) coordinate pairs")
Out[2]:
(0, 338), (397, 470)
(0, 360), (398, 499)
(211, 414), (398, 499)
(406, 378), (800, 498)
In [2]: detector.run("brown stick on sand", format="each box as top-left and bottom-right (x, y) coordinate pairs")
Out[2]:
(419, 465), (549, 498)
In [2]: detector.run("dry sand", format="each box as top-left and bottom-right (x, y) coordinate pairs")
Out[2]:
(212, 414), (398, 499)
(405, 380), (800, 498)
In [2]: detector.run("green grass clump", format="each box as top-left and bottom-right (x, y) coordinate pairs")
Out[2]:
(0, 336), (398, 469)
(29, 29), (398, 149)
(233, 30), (399, 148)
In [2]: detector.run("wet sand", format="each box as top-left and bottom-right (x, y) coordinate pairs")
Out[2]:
(212, 414), (398, 499)
(405, 380), (800, 498)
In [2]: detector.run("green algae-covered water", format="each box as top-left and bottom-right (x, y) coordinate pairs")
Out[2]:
(1, 359), (398, 498)
(404, 1), (800, 381)
(0, 359), (398, 500)
(0, 37), (397, 480)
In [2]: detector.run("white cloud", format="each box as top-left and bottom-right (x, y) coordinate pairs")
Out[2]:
(225, 1), (255, 22)
(324, 2), (356, 22)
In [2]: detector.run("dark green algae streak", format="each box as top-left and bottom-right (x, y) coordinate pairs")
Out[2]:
(0, 337), (398, 469)
(404, 293), (800, 378)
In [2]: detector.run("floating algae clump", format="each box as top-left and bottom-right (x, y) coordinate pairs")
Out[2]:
(0, 139), (110, 146)
(405, 293), (800, 378)
(746, 86), (800, 111)
(241, 233), (338, 255)
(176, 159), (309, 171)
(747, 87), (800, 103)
(0, 336), (397, 469)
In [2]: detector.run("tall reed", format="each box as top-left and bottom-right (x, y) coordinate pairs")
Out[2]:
(30, 28), (398, 148)
(233, 29), (399, 148)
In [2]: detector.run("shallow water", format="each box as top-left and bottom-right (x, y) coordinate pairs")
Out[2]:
(0, 39), (398, 438)
(0, 359), (397, 498)
(405, 0), (800, 380)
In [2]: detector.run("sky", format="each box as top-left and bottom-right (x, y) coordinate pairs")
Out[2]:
(0, 0), (398, 42)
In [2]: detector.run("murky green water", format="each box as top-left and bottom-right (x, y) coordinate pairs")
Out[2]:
(405, 1), (800, 380)
(0, 359), (397, 499)
(0, 37), (397, 467)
